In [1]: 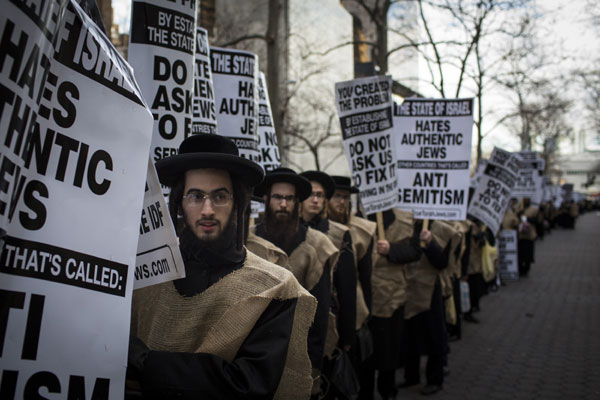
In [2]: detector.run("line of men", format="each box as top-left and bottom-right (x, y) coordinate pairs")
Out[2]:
(125, 134), (506, 399)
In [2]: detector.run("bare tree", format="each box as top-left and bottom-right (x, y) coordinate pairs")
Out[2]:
(285, 110), (345, 171)
(385, 0), (537, 164)
(575, 69), (600, 149)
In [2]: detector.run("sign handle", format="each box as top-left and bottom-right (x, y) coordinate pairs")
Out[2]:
(376, 212), (385, 240)
(420, 218), (430, 247)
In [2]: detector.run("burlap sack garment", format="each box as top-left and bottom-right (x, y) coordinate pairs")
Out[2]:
(520, 205), (539, 240)
(467, 222), (483, 275)
(501, 207), (519, 230)
(348, 215), (376, 329)
(319, 219), (349, 359)
(404, 220), (457, 320)
(131, 251), (317, 400)
(450, 220), (471, 279)
(569, 202), (578, 218)
(436, 221), (462, 298)
(246, 231), (289, 267)
(288, 227), (339, 358)
(371, 209), (414, 318)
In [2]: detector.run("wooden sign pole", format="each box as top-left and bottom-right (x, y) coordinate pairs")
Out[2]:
(420, 218), (430, 247)
(376, 212), (385, 240)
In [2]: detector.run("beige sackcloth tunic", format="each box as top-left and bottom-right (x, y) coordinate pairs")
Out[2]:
(131, 251), (317, 400)
(246, 231), (289, 267)
(348, 215), (376, 329)
(404, 221), (458, 319)
(371, 209), (414, 318)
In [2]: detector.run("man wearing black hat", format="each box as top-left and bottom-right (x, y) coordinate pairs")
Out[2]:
(253, 167), (339, 395)
(300, 171), (358, 399)
(300, 171), (357, 356)
(128, 135), (316, 399)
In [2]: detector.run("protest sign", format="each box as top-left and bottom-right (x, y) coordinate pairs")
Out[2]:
(552, 185), (563, 208)
(498, 230), (519, 281)
(211, 47), (260, 162)
(513, 151), (544, 205)
(192, 26), (217, 135)
(470, 159), (487, 189)
(134, 158), (185, 289)
(0, 1), (153, 398)
(394, 98), (473, 220)
(335, 75), (397, 215)
(250, 199), (265, 220)
(468, 147), (520, 234)
(257, 72), (281, 172)
(128, 0), (196, 165)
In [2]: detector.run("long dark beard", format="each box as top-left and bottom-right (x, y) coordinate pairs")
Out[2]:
(264, 204), (299, 252)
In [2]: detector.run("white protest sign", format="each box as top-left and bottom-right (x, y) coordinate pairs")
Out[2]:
(467, 147), (520, 234)
(553, 185), (563, 208)
(470, 159), (487, 189)
(0, 1), (153, 397)
(192, 27), (217, 135)
(498, 230), (519, 281)
(393, 98), (473, 220)
(541, 176), (553, 203)
(128, 0), (196, 164)
(134, 158), (185, 289)
(250, 199), (265, 220)
(335, 75), (397, 214)
(513, 151), (544, 205)
(211, 47), (260, 162)
(257, 72), (281, 172)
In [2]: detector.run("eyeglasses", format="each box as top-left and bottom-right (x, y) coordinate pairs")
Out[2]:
(182, 190), (232, 207)
(309, 192), (326, 199)
(332, 193), (351, 201)
(271, 194), (296, 203)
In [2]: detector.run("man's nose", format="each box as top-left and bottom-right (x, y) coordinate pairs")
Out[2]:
(200, 198), (215, 216)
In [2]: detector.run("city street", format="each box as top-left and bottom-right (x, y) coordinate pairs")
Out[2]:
(388, 211), (600, 400)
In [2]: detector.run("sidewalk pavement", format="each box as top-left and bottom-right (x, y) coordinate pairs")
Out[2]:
(386, 211), (600, 400)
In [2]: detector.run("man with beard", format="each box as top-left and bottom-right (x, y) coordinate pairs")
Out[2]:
(246, 198), (289, 268)
(253, 167), (339, 396)
(127, 135), (316, 399)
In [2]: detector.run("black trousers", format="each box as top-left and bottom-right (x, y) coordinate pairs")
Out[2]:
(357, 307), (404, 400)
(403, 282), (447, 386)
(467, 273), (485, 310)
(447, 277), (462, 339)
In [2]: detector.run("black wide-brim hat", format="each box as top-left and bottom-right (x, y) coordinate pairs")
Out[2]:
(331, 175), (359, 194)
(300, 171), (335, 199)
(255, 167), (312, 202)
(155, 134), (264, 187)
